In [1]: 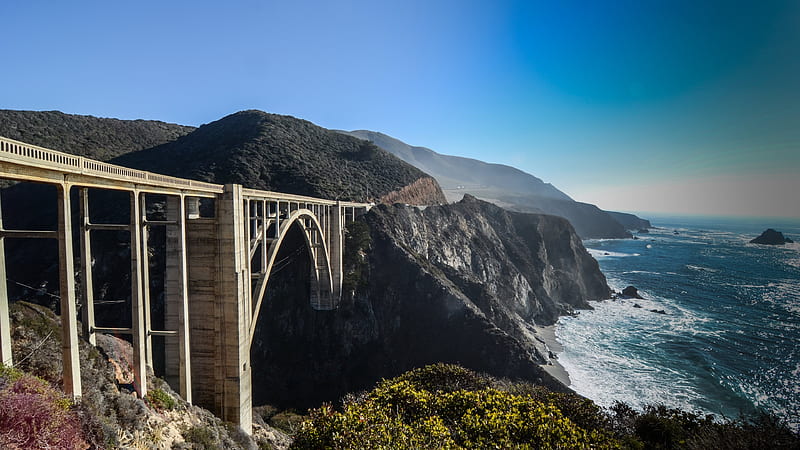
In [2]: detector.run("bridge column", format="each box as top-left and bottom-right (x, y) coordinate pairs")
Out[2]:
(130, 191), (148, 398)
(57, 184), (81, 398)
(78, 188), (96, 346)
(215, 184), (252, 433)
(330, 202), (344, 300)
(0, 192), (12, 366)
(164, 195), (192, 402)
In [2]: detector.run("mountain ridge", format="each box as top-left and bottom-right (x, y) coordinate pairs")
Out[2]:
(341, 129), (649, 239)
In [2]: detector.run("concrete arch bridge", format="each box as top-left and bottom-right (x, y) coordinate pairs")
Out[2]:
(0, 136), (370, 433)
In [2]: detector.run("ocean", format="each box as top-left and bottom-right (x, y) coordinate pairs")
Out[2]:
(556, 215), (800, 431)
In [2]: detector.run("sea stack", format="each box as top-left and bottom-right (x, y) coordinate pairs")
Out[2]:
(750, 229), (794, 245)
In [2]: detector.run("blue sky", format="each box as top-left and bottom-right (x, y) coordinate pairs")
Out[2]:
(2, 0), (798, 218)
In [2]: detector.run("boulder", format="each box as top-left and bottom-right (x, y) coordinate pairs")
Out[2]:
(750, 229), (794, 245)
(621, 285), (644, 299)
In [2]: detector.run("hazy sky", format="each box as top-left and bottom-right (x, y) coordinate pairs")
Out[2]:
(1, 0), (798, 218)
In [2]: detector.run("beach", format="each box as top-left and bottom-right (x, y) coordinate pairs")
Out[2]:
(534, 325), (571, 386)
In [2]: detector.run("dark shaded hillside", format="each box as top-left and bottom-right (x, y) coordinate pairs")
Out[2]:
(0, 109), (194, 160)
(116, 111), (446, 204)
(343, 129), (648, 239)
(251, 196), (610, 409)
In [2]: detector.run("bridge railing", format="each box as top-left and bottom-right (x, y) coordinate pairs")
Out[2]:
(0, 136), (224, 194)
(1, 135), (372, 208)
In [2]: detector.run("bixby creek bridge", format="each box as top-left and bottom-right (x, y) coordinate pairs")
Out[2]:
(0, 136), (370, 433)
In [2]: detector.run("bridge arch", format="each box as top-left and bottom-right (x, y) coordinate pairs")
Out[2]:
(248, 208), (334, 344)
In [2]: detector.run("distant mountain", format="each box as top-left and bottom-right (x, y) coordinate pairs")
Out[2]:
(0, 109), (194, 161)
(115, 111), (446, 204)
(339, 130), (572, 202)
(340, 130), (643, 239)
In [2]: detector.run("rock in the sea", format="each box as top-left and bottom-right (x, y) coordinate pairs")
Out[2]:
(750, 229), (794, 245)
(650, 309), (667, 315)
(621, 285), (644, 299)
(633, 303), (642, 308)
(638, 228), (650, 234)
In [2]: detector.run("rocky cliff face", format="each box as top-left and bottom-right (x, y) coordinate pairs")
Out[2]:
(250, 196), (610, 409)
(378, 176), (445, 205)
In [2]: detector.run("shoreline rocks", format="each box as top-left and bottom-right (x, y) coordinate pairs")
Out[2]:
(750, 229), (794, 245)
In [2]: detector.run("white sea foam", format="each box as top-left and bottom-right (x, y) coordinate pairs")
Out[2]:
(555, 299), (708, 414)
(586, 248), (640, 258)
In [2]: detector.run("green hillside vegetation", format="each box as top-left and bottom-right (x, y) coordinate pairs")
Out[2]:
(292, 364), (800, 449)
(0, 109), (194, 161)
(115, 110), (445, 203)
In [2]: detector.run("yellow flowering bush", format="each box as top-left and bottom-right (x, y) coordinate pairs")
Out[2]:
(291, 364), (619, 449)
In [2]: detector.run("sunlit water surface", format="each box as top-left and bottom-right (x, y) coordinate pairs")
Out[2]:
(557, 216), (800, 431)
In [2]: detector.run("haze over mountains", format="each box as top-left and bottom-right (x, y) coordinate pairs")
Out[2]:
(341, 130), (651, 238)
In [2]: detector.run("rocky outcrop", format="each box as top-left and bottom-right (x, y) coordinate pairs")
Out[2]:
(621, 286), (644, 299)
(250, 196), (610, 409)
(750, 229), (794, 245)
(378, 176), (446, 205)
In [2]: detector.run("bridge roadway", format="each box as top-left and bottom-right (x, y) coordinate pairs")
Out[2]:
(0, 136), (370, 433)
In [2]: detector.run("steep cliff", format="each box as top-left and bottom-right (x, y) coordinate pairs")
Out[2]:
(250, 196), (610, 409)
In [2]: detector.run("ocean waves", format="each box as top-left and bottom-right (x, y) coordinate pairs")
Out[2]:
(562, 216), (800, 430)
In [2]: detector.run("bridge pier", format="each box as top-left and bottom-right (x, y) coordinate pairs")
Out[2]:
(0, 193), (12, 366)
(129, 191), (148, 399)
(164, 195), (193, 403)
(57, 184), (82, 398)
(215, 185), (252, 433)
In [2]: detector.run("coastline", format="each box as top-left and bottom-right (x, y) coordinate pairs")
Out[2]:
(534, 324), (571, 386)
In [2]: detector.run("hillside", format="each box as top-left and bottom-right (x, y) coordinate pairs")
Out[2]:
(0, 109), (194, 160)
(115, 110), (446, 204)
(341, 129), (648, 239)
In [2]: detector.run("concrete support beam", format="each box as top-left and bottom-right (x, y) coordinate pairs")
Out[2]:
(215, 184), (252, 434)
(79, 188), (96, 345)
(129, 191), (148, 398)
(57, 183), (81, 398)
(330, 203), (343, 300)
(0, 192), (12, 366)
(164, 195), (192, 402)
(140, 194), (153, 367)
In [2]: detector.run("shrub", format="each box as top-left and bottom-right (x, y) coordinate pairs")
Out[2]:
(292, 364), (619, 449)
(145, 388), (177, 411)
(0, 373), (89, 449)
